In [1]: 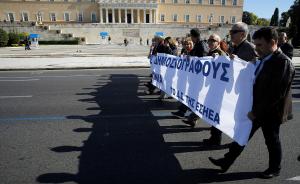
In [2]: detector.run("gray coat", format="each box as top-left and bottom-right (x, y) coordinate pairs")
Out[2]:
(230, 40), (257, 62)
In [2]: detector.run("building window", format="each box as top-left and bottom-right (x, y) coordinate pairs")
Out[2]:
(197, 0), (202, 4)
(160, 0), (165, 3)
(78, 12), (83, 22)
(22, 12), (29, 22)
(64, 13), (70, 21)
(185, 0), (190, 4)
(77, 0), (81, 2)
(160, 14), (165, 21)
(185, 15), (190, 22)
(232, 0), (237, 5)
(173, 0), (178, 3)
(49, 0), (54, 2)
(197, 15), (201, 22)
(91, 0), (95, 2)
(209, 0), (214, 4)
(221, 0), (226, 5)
(50, 13), (56, 21)
(231, 16), (236, 23)
(220, 15), (225, 23)
(36, 12), (43, 22)
(64, 0), (68, 2)
(8, 13), (14, 22)
(91, 12), (97, 22)
(173, 14), (178, 22)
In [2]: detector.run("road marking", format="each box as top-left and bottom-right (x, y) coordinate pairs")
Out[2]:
(287, 176), (300, 181)
(0, 111), (173, 123)
(0, 79), (39, 82)
(0, 95), (32, 99)
(0, 77), (33, 79)
(0, 116), (66, 122)
(293, 100), (300, 103)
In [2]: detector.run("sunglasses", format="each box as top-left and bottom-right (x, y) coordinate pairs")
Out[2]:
(208, 39), (218, 43)
(229, 30), (245, 35)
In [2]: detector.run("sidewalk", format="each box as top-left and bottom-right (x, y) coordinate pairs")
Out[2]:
(0, 56), (150, 70)
(0, 45), (299, 70)
(0, 56), (299, 71)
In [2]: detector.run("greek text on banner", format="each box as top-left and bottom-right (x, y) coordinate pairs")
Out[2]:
(150, 53), (256, 146)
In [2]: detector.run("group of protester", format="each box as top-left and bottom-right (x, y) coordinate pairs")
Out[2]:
(145, 22), (295, 179)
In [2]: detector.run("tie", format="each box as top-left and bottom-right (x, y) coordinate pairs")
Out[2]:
(254, 60), (263, 76)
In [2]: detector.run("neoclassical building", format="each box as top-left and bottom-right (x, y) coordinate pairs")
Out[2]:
(0, 0), (243, 25)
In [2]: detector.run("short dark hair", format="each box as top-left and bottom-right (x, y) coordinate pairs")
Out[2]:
(190, 28), (200, 38)
(252, 27), (278, 42)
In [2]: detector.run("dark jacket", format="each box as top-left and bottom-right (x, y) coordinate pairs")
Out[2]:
(190, 40), (209, 57)
(280, 42), (294, 59)
(252, 49), (295, 123)
(229, 40), (257, 62)
(208, 47), (227, 56)
(152, 42), (172, 55)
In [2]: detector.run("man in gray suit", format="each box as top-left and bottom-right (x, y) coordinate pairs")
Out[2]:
(229, 22), (257, 62)
(203, 22), (257, 146)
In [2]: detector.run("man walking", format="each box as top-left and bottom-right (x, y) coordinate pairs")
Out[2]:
(209, 27), (295, 179)
(203, 22), (257, 146)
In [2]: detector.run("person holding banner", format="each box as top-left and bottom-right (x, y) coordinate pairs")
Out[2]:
(228, 22), (257, 62)
(145, 35), (173, 95)
(209, 27), (295, 179)
(171, 28), (208, 120)
(182, 33), (228, 130)
(202, 22), (258, 146)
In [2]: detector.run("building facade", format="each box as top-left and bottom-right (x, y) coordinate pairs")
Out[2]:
(0, 0), (243, 25)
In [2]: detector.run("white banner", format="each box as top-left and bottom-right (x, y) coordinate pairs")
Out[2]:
(150, 53), (256, 146)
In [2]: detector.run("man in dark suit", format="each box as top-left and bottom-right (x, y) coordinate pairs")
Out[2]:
(278, 32), (294, 60)
(208, 27), (295, 179)
(278, 32), (294, 120)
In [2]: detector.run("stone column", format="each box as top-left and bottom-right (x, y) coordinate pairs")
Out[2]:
(118, 9), (121, 23)
(137, 9), (140, 23)
(125, 8), (128, 23)
(143, 9), (146, 23)
(131, 9), (134, 23)
(105, 8), (109, 23)
(155, 9), (157, 23)
(149, 9), (152, 23)
(112, 8), (115, 23)
(100, 8), (103, 23)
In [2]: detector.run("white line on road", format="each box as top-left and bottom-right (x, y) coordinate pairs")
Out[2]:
(0, 95), (33, 99)
(0, 79), (39, 82)
(287, 176), (300, 181)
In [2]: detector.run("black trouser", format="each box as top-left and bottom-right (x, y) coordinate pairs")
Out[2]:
(223, 120), (282, 172)
(178, 104), (189, 114)
(209, 126), (222, 142)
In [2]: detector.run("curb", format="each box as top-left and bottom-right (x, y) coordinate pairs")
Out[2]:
(0, 66), (150, 71)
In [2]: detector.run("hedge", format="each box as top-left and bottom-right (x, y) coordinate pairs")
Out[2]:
(0, 28), (8, 47)
(39, 40), (80, 45)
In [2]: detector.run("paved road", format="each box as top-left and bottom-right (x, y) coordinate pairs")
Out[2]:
(0, 68), (299, 184)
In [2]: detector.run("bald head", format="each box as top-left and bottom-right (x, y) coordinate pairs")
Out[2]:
(231, 22), (249, 36)
(209, 34), (221, 42)
(230, 22), (249, 46)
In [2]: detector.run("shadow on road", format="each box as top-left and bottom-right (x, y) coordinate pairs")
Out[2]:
(36, 74), (259, 184)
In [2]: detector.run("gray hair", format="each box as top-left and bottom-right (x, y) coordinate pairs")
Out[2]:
(232, 22), (249, 37)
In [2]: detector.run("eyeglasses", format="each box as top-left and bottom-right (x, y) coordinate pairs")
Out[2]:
(229, 30), (244, 35)
(208, 39), (218, 43)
